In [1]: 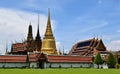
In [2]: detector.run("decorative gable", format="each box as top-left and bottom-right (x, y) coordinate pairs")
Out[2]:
(96, 39), (106, 51)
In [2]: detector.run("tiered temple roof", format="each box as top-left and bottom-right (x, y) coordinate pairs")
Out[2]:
(69, 38), (109, 56)
(10, 43), (27, 55)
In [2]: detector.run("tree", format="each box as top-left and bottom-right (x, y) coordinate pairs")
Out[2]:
(107, 53), (116, 68)
(94, 52), (104, 68)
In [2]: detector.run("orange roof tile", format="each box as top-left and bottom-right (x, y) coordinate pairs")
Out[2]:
(12, 43), (25, 53)
(0, 55), (27, 63)
(13, 43), (24, 49)
(48, 55), (93, 63)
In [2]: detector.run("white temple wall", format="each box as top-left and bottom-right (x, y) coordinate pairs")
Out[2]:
(0, 62), (28, 68)
(94, 63), (108, 69)
(30, 62), (38, 68)
(0, 62), (93, 68)
(46, 62), (93, 68)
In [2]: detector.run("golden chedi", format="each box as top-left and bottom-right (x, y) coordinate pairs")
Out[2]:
(41, 9), (57, 54)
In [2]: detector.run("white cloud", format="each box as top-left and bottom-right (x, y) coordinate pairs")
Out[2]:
(107, 40), (120, 51)
(76, 16), (108, 33)
(21, 0), (64, 13)
(81, 21), (108, 32)
(117, 30), (120, 33)
(103, 35), (112, 41)
(0, 8), (57, 54)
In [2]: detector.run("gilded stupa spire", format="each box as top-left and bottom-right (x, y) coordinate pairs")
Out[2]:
(41, 8), (57, 54)
(44, 8), (53, 39)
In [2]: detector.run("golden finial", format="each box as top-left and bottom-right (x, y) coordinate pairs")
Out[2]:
(44, 8), (53, 37)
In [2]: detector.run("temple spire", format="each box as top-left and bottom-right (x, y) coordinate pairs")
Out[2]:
(41, 8), (57, 54)
(27, 22), (33, 41)
(37, 14), (40, 37)
(5, 41), (8, 55)
(35, 14), (42, 51)
(44, 8), (53, 38)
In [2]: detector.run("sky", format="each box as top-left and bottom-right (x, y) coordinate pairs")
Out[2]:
(0, 0), (120, 54)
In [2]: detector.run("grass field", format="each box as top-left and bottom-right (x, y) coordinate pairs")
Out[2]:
(0, 68), (120, 74)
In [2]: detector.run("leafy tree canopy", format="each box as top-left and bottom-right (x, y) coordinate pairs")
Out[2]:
(94, 52), (103, 65)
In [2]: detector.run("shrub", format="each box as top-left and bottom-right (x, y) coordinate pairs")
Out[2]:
(49, 64), (51, 68)
(71, 65), (72, 68)
(2, 65), (5, 68)
(59, 65), (61, 68)
(80, 65), (82, 68)
(115, 63), (120, 69)
(88, 64), (93, 68)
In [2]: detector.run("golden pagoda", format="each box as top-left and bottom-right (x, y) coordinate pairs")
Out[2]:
(41, 9), (57, 54)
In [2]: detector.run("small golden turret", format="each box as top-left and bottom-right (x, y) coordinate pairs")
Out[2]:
(41, 9), (57, 54)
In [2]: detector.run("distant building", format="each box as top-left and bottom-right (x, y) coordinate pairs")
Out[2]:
(69, 38), (109, 59)
(111, 51), (120, 64)
(69, 38), (108, 56)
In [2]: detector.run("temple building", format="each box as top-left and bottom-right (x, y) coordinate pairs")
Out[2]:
(69, 38), (109, 60)
(69, 38), (109, 56)
(0, 9), (109, 69)
(10, 22), (42, 55)
(9, 9), (57, 55)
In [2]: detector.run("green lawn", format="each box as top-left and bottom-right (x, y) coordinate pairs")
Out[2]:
(0, 68), (120, 74)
